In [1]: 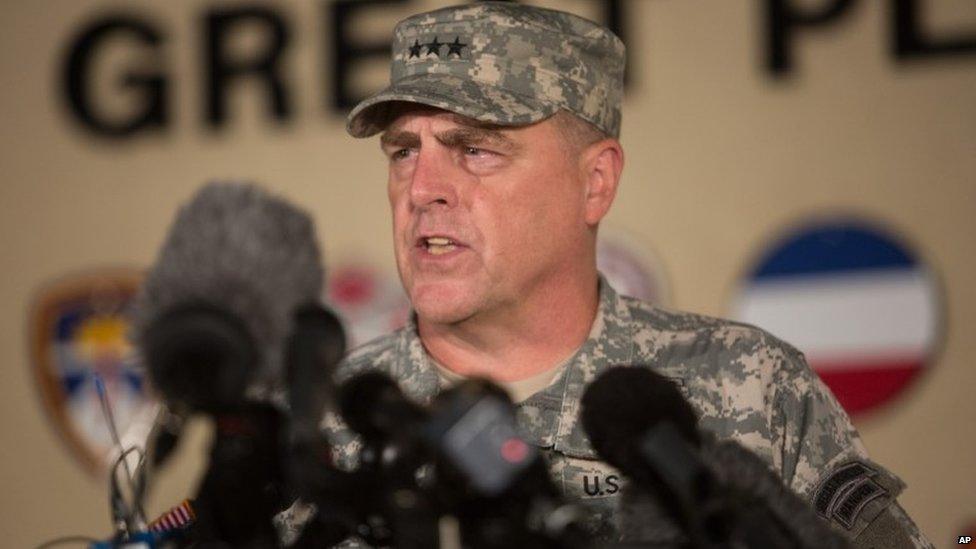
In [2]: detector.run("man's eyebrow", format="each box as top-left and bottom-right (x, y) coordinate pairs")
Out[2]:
(379, 116), (521, 151)
(379, 130), (420, 149)
(436, 126), (520, 151)
(444, 114), (518, 145)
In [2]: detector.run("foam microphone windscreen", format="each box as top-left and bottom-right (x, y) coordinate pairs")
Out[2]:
(700, 436), (852, 549)
(133, 182), (324, 409)
(620, 435), (853, 549)
(580, 366), (700, 473)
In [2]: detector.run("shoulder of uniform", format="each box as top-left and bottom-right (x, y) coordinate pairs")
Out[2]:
(622, 294), (735, 333)
(623, 294), (801, 350)
(337, 328), (405, 380)
(621, 294), (808, 377)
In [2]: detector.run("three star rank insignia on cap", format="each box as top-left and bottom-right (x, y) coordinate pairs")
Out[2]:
(408, 36), (468, 59)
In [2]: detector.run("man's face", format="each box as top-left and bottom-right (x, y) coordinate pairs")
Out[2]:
(381, 108), (591, 325)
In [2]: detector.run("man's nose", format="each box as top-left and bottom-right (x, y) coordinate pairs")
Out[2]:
(409, 145), (459, 209)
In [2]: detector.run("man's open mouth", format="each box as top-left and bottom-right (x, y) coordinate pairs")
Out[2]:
(419, 236), (459, 255)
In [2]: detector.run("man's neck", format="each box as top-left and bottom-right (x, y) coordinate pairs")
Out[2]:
(417, 271), (601, 382)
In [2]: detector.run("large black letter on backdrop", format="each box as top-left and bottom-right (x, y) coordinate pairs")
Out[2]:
(892, 0), (976, 61)
(600, 0), (630, 85)
(62, 15), (167, 138)
(765, 0), (857, 75)
(205, 6), (291, 128)
(330, 0), (408, 112)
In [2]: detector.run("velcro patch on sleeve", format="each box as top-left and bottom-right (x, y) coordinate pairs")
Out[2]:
(813, 461), (890, 531)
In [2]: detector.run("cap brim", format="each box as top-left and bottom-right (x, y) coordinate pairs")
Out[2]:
(346, 73), (560, 138)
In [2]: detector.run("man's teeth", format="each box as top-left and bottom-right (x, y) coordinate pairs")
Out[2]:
(425, 237), (457, 255)
(428, 244), (456, 255)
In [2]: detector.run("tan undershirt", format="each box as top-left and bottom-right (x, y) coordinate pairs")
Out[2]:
(431, 352), (575, 403)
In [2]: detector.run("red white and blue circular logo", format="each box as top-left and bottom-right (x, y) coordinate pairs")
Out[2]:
(730, 220), (942, 417)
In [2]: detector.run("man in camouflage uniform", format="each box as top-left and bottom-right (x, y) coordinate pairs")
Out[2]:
(284, 2), (932, 547)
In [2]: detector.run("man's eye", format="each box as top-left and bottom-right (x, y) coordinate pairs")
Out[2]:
(391, 149), (412, 160)
(464, 146), (491, 156)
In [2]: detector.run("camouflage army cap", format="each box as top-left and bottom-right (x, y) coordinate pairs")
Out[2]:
(346, 2), (625, 138)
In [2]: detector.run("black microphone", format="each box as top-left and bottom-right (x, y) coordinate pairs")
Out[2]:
(580, 368), (700, 482)
(336, 371), (441, 548)
(285, 304), (345, 440)
(133, 181), (325, 413)
(581, 367), (852, 549)
(698, 437), (851, 549)
(427, 379), (589, 549)
(338, 372), (544, 499)
(425, 378), (544, 499)
(339, 371), (429, 443)
(339, 372), (591, 549)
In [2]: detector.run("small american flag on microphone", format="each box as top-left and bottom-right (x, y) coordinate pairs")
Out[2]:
(149, 499), (196, 533)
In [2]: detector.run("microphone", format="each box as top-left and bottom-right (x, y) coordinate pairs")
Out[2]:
(579, 368), (700, 484)
(285, 304), (346, 440)
(130, 182), (353, 547)
(581, 367), (852, 549)
(339, 372), (590, 549)
(133, 181), (324, 413)
(425, 378), (543, 498)
(699, 437), (851, 549)
(338, 372), (543, 499)
(339, 371), (428, 444)
(427, 379), (589, 549)
(337, 371), (441, 548)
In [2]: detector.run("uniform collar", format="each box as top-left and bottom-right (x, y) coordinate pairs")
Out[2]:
(515, 276), (638, 457)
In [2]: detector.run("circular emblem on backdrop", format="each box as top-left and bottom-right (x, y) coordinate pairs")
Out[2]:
(730, 220), (942, 417)
(326, 262), (411, 349)
(597, 229), (670, 306)
(29, 267), (156, 475)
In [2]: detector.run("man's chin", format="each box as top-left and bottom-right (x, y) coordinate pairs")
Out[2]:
(409, 283), (480, 325)
(415, 307), (472, 326)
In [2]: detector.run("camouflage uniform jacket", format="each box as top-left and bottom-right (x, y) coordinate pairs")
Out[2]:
(297, 278), (930, 547)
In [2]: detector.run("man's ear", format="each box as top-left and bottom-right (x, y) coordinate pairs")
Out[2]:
(581, 138), (624, 226)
